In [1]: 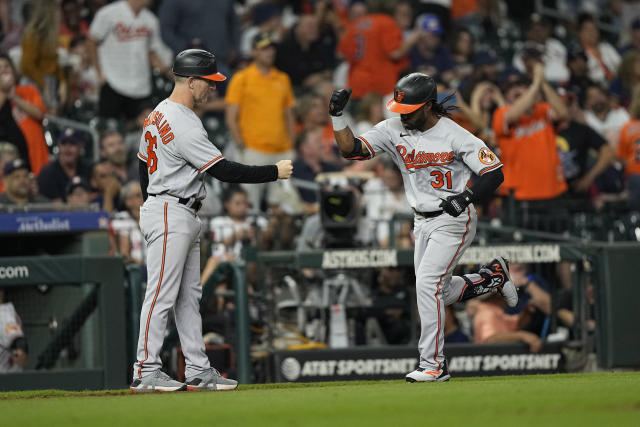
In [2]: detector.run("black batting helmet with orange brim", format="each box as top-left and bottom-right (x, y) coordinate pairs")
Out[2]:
(386, 73), (438, 114)
(172, 49), (227, 82)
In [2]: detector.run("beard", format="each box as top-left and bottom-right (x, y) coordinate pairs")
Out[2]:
(402, 114), (427, 131)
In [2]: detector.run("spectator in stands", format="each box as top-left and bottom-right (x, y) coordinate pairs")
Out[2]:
(620, 17), (640, 55)
(0, 53), (48, 176)
(0, 0), (28, 54)
(37, 128), (90, 203)
(111, 181), (145, 265)
(68, 35), (100, 110)
(578, 13), (621, 84)
(409, 14), (455, 84)
(295, 92), (338, 163)
(239, 2), (283, 58)
(492, 63), (569, 201)
(89, 160), (120, 214)
(507, 264), (551, 337)
(291, 127), (339, 208)
(458, 50), (501, 103)
(0, 289), (28, 373)
(512, 14), (569, 85)
(353, 92), (385, 135)
(393, 0), (415, 39)
(58, 0), (88, 50)
(456, 80), (504, 147)
(566, 45), (594, 106)
(370, 267), (411, 345)
(20, 0), (66, 115)
(65, 175), (93, 206)
(361, 158), (413, 248)
(225, 32), (296, 212)
(0, 158), (48, 205)
(201, 185), (267, 286)
(610, 50), (640, 108)
(466, 293), (543, 353)
(450, 27), (475, 85)
(0, 141), (17, 194)
(338, 2), (408, 100)
(276, 13), (336, 89)
(556, 88), (615, 196)
(100, 130), (135, 183)
(444, 306), (469, 343)
(583, 83), (630, 148)
(617, 86), (640, 210)
(158, 0), (238, 74)
(88, 0), (170, 121)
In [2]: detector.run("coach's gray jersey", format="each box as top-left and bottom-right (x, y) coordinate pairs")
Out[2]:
(358, 117), (503, 212)
(137, 99), (223, 200)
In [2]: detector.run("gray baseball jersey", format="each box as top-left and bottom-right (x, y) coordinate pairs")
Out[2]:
(133, 98), (223, 380)
(137, 99), (223, 200)
(0, 302), (24, 373)
(357, 117), (502, 212)
(354, 116), (503, 373)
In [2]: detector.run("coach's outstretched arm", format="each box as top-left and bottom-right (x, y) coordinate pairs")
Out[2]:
(206, 158), (292, 183)
(330, 89), (371, 160)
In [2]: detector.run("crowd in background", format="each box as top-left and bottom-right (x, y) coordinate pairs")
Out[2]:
(0, 0), (630, 353)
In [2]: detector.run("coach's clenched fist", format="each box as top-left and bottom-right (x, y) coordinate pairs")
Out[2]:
(276, 160), (293, 179)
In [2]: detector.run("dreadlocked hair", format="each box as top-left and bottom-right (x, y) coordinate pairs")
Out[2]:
(431, 93), (458, 119)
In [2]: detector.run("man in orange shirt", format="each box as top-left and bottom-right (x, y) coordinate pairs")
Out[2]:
(337, 4), (409, 100)
(225, 33), (296, 212)
(0, 54), (49, 176)
(492, 63), (568, 201)
(617, 91), (640, 210)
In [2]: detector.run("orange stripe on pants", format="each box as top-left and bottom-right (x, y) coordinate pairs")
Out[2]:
(138, 202), (168, 378)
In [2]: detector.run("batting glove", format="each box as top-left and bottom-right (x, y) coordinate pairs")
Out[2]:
(329, 88), (352, 116)
(439, 189), (473, 217)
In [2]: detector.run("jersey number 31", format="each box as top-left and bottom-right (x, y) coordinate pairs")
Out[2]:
(145, 131), (158, 174)
(431, 170), (452, 189)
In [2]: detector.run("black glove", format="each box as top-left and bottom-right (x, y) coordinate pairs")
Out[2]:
(329, 88), (352, 116)
(439, 189), (473, 217)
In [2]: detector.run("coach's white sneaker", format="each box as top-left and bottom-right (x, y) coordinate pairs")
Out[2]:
(406, 361), (451, 383)
(186, 367), (238, 391)
(481, 256), (519, 308)
(130, 369), (187, 393)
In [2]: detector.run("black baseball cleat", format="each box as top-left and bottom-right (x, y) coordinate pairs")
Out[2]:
(405, 360), (451, 382)
(480, 256), (519, 307)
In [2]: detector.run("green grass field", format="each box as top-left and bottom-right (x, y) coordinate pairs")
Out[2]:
(2, 372), (639, 426)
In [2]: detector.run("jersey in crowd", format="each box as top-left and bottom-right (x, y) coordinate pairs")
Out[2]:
(493, 102), (567, 200)
(224, 63), (296, 154)
(357, 117), (503, 212)
(338, 14), (405, 99)
(617, 119), (640, 175)
(137, 99), (224, 200)
(89, 0), (165, 98)
(0, 302), (24, 373)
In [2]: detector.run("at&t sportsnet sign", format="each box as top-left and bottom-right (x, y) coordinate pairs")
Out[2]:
(273, 343), (565, 382)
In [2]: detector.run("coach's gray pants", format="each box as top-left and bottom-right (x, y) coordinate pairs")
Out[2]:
(133, 196), (210, 379)
(414, 206), (479, 370)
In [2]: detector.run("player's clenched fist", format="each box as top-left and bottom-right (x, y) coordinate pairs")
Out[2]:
(329, 88), (352, 116)
(276, 159), (293, 179)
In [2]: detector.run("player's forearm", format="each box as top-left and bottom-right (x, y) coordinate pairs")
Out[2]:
(138, 159), (149, 201)
(206, 158), (277, 183)
(334, 126), (356, 156)
(469, 168), (504, 203)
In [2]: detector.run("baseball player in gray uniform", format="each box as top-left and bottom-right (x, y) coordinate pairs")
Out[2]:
(131, 49), (293, 392)
(329, 73), (518, 382)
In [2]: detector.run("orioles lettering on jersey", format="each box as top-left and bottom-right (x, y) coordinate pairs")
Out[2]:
(396, 145), (455, 169)
(143, 111), (175, 144)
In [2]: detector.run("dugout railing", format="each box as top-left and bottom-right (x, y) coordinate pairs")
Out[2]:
(255, 241), (640, 378)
